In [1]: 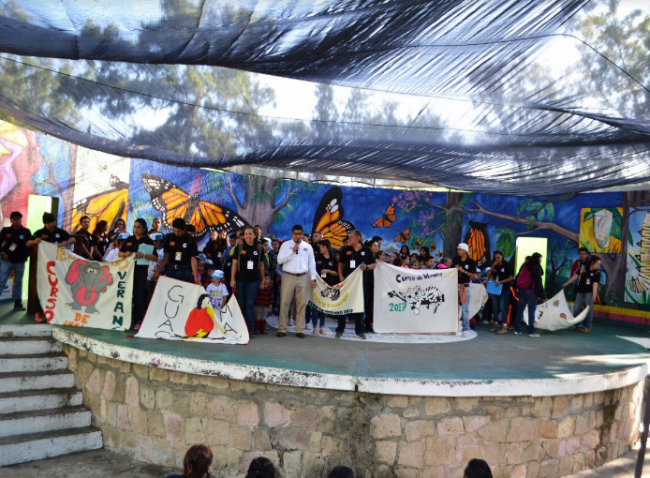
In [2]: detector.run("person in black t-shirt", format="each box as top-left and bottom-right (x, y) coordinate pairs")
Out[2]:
(486, 250), (513, 334)
(77, 216), (94, 259)
(27, 212), (75, 322)
(452, 243), (478, 337)
(0, 211), (32, 311)
(562, 257), (601, 333)
(92, 220), (110, 261)
(119, 218), (158, 329)
(312, 239), (339, 335)
(231, 225), (265, 336)
(337, 230), (376, 339)
(159, 218), (199, 284)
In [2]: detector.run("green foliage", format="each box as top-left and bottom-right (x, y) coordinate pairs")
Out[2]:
(495, 228), (516, 258)
(272, 211), (286, 225)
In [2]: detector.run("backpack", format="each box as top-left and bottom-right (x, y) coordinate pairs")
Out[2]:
(515, 265), (534, 290)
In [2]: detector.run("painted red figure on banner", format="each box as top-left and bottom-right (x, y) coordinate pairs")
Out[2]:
(65, 260), (114, 314)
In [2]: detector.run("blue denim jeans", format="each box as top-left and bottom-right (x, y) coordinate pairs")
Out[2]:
(311, 308), (326, 328)
(166, 267), (193, 283)
(574, 292), (594, 330)
(235, 280), (260, 336)
(458, 285), (471, 332)
(0, 261), (25, 300)
(490, 292), (509, 324)
(515, 288), (537, 334)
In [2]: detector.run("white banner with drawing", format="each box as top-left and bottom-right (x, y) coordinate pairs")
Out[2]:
(524, 289), (589, 331)
(374, 262), (459, 333)
(136, 276), (249, 344)
(308, 268), (365, 316)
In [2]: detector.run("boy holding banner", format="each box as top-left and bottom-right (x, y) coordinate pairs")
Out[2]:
(337, 230), (376, 340)
(452, 243), (478, 337)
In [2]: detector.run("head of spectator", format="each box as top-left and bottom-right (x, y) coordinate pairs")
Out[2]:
(377, 250), (387, 262)
(392, 256), (402, 267)
(390, 252), (398, 263)
(114, 218), (126, 233)
(371, 235), (382, 249)
(425, 256), (435, 269)
(245, 456), (275, 478)
(492, 250), (504, 265)
(312, 231), (323, 244)
(185, 224), (197, 236)
(263, 238), (271, 254)
(228, 233), (237, 247)
(205, 261), (215, 277)
(243, 225), (256, 246)
(42, 212), (57, 232)
(457, 243), (469, 260)
(172, 218), (187, 237)
(419, 246), (430, 258)
(410, 253), (419, 264)
(271, 238), (280, 253)
(463, 458), (492, 478)
(399, 245), (410, 258)
(328, 466), (354, 478)
(151, 232), (164, 249)
(210, 230), (219, 242)
(79, 215), (91, 232)
(443, 257), (453, 268)
(349, 230), (363, 248)
(291, 224), (304, 245)
(412, 260), (420, 270)
(133, 218), (148, 238)
(93, 220), (108, 238)
(9, 211), (22, 229)
(343, 236), (350, 247)
(261, 271), (272, 288)
(318, 239), (333, 257)
(254, 225), (263, 239)
(590, 257), (601, 271)
(116, 233), (129, 248)
(180, 444), (212, 478)
(334, 250), (341, 261)
(152, 217), (162, 232)
(211, 269), (224, 286)
(369, 240), (380, 256)
(526, 252), (543, 268)
(579, 246), (590, 264)
(218, 230), (228, 242)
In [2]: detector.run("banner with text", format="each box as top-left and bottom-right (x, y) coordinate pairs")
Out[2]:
(37, 242), (134, 330)
(374, 262), (459, 333)
(308, 268), (365, 316)
(137, 276), (249, 344)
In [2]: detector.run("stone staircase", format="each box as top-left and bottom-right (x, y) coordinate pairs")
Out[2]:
(0, 322), (102, 466)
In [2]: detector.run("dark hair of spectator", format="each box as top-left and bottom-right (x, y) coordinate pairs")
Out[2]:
(42, 212), (56, 224)
(463, 458), (492, 478)
(578, 247), (589, 254)
(327, 466), (354, 478)
(183, 444), (213, 478)
(10, 211), (22, 219)
(292, 224), (304, 233)
(93, 220), (108, 239)
(392, 257), (402, 267)
(245, 456), (275, 478)
(172, 218), (186, 230)
(134, 218), (148, 231)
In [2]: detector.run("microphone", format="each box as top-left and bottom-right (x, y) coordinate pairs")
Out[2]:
(294, 240), (299, 254)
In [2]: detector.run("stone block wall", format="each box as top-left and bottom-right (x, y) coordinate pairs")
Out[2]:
(64, 345), (643, 478)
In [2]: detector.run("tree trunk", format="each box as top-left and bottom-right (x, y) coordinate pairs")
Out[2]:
(443, 192), (465, 257)
(61, 142), (77, 231)
(229, 176), (278, 234)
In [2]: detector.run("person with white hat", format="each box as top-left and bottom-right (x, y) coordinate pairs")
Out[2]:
(206, 269), (229, 312)
(452, 243), (478, 337)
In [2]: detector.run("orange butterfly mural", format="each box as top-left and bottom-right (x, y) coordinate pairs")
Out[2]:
(395, 228), (410, 243)
(311, 187), (355, 249)
(373, 204), (397, 228)
(465, 221), (491, 268)
(414, 237), (423, 249)
(72, 175), (130, 233)
(142, 173), (248, 239)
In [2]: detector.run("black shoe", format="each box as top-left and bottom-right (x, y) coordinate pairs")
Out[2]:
(365, 326), (375, 333)
(296, 333), (305, 339)
(277, 332), (286, 337)
(335, 332), (343, 339)
(13, 300), (25, 311)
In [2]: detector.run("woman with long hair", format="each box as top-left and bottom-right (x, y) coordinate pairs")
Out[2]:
(167, 444), (213, 478)
(399, 245), (410, 259)
(230, 225), (265, 336)
(513, 252), (546, 337)
(313, 239), (339, 335)
(487, 250), (513, 334)
(92, 220), (109, 261)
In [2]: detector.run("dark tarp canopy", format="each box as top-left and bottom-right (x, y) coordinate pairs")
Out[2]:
(0, 0), (648, 194)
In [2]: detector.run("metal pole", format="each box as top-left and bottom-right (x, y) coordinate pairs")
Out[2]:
(634, 376), (650, 478)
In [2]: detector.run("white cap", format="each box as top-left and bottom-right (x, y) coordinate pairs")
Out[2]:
(457, 243), (469, 252)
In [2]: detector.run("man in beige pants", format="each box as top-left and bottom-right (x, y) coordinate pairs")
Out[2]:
(276, 224), (318, 338)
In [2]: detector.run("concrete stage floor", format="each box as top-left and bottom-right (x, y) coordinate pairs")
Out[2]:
(3, 301), (650, 396)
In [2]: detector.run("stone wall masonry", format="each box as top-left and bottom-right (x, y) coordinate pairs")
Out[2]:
(63, 345), (643, 478)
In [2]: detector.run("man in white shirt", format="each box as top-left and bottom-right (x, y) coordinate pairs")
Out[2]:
(276, 224), (318, 338)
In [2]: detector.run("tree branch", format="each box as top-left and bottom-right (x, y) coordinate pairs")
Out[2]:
(272, 182), (306, 216)
(463, 201), (579, 243)
(225, 173), (243, 210)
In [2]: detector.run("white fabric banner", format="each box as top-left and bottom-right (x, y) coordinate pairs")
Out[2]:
(469, 283), (489, 319)
(37, 242), (134, 330)
(374, 262), (459, 333)
(137, 276), (249, 344)
(308, 268), (365, 316)
(524, 289), (589, 331)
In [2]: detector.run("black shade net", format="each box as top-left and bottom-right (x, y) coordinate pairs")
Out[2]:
(0, 0), (648, 194)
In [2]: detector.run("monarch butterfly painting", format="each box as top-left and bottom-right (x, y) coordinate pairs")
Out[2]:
(465, 221), (491, 269)
(373, 204), (397, 228)
(72, 175), (130, 233)
(414, 237), (423, 249)
(311, 187), (355, 249)
(395, 228), (410, 243)
(142, 173), (248, 240)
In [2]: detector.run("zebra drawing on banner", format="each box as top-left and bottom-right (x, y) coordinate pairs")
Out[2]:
(388, 285), (445, 315)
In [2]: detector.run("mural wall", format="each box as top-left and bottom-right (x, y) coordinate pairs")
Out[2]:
(1, 120), (650, 327)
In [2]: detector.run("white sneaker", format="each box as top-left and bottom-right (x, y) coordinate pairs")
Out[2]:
(288, 319), (295, 326)
(456, 331), (463, 337)
(320, 327), (327, 335)
(529, 333), (540, 338)
(312, 327), (318, 335)
(462, 331), (470, 337)
(305, 324), (312, 330)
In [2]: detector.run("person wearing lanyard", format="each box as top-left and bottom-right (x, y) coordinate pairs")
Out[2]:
(27, 212), (76, 322)
(230, 225), (265, 337)
(92, 220), (110, 261)
(276, 224), (317, 338)
(337, 230), (376, 340)
(313, 239), (339, 335)
(452, 243), (478, 337)
(562, 257), (602, 333)
(486, 251), (513, 334)
(158, 218), (199, 284)
(119, 218), (158, 329)
(0, 211), (31, 311)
